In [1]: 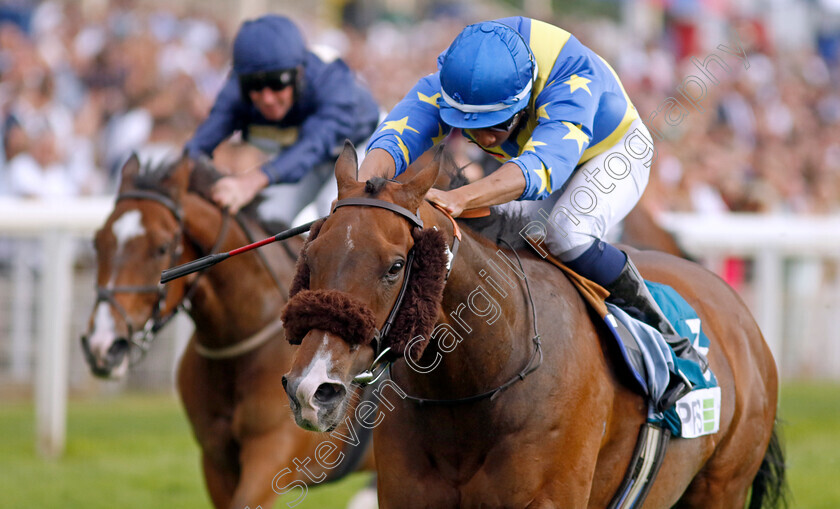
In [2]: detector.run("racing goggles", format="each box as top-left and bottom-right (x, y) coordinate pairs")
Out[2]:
(487, 111), (523, 133)
(239, 69), (297, 95)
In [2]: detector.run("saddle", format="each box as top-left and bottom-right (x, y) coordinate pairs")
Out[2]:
(458, 210), (718, 436)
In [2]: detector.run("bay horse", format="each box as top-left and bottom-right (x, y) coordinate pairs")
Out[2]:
(81, 153), (374, 509)
(281, 144), (784, 508)
(620, 204), (689, 259)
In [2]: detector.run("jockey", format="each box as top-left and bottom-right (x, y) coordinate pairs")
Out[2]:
(358, 17), (707, 405)
(185, 15), (379, 225)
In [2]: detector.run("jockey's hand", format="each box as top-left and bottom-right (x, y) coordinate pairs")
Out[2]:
(426, 188), (466, 218)
(211, 170), (269, 214)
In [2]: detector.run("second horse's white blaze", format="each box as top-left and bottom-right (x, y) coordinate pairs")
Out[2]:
(89, 302), (117, 358)
(112, 210), (145, 251)
(88, 209), (146, 377)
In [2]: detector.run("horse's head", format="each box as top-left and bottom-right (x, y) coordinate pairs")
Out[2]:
(81, 153), (191, 378)
(281, 142), (448, 431)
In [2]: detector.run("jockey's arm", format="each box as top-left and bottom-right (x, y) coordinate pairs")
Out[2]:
(426, 162), (526, 217)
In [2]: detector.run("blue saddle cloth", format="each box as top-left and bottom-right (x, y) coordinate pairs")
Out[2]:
(602, 281), (718, 437)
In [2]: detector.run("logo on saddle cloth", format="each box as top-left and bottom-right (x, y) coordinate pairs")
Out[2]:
(674, 386), (721, 438)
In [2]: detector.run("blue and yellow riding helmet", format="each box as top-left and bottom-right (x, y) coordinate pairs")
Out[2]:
(438, 21), (538, 129)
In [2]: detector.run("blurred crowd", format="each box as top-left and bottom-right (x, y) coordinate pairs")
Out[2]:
(0, 1), (226, 198)
(1, 0), (839, 215)
(613, 19), (840, 215)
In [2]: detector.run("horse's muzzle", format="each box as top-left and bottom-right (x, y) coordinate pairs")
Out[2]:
(282, 369), (349, 432)
(81, 335), (130, 378)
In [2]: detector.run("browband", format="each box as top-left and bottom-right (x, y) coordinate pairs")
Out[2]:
(333, 197), (423, 229)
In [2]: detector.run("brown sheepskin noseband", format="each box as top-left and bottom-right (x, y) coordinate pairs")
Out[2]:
(281, 218), (448, 362)
(282, 289), (378, 347)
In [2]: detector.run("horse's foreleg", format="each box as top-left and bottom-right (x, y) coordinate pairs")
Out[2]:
(202, 452), (239, 509)
(196, 429), (241, 508)
(178, 347), (240, 508)
(228, 429), (302, 509)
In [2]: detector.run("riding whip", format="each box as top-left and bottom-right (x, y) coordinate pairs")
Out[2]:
(160, 219), (320, 283)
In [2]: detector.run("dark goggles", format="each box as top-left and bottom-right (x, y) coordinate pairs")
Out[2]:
(239, 69), (297, 95)
(487, 111), (523, 133)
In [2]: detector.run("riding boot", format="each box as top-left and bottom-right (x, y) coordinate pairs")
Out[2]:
(605, 256), (709, 411)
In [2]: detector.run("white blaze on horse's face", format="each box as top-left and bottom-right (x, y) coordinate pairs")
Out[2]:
(345, 225), (354, 251)
(112, 210), (145, 252)
(87, 302), (129, 378)
(86, 209), (146, 379)
(293, 332), (346, 430)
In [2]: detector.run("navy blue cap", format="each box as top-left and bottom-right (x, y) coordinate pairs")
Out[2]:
(232, 15), (306, 75)
(438, 21), (536, 129)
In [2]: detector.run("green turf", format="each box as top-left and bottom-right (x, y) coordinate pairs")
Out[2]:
(0, 382), (837, 508)
(777, 382), (840, 509)
(0, 394), (371, 508)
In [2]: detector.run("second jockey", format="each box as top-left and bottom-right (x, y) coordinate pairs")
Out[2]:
(186, 15), (380, 225)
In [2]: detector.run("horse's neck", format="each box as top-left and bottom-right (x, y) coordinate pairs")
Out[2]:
(181, 194), (288, 344)
(395, 209), (547, 399)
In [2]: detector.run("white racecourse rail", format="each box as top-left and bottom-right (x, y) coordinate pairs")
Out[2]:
(661, 212), (840, 379)
(0, 196), (113, 459)
(1, 197), (838, 459)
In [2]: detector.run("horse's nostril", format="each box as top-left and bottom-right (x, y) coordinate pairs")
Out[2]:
(282, 375), (300, 407)
(108, 339), (129, 360)
(314, 382), (345, 404)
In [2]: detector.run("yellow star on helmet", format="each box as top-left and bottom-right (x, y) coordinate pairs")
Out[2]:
(521, 138), (546, 154)
(562, 121), (589, 154)
(417, 91), (441, 108)
(564, 74), (592, 95)
(381, 116), (420, 136)
(533, 163), (552, 195)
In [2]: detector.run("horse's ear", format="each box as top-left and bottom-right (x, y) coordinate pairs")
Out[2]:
(335, 140), (358, 198)
(117, 153), (141, 192)
(161, 155), (192, 201)
(397, 148), (442, 210)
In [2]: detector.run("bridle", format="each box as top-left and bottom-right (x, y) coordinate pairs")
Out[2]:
(84, 189), (230, 365)
(333, 196), (542, 404)
(331, 197), (431, 385)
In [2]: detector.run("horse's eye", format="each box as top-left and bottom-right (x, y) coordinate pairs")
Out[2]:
(387, 260), (405, 276)
(156, 244), (169, 257)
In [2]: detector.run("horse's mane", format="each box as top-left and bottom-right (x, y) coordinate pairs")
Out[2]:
(362, 149), (470, 197)
(125, 151), (221, 199)
(187, 156), (283, 231)
(435, 150), (530, 250)
(128, 152), (276, 232)
(435, 149), (470, 192)
(187, 156), (222, 198)
(129, 152), (181, 192)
